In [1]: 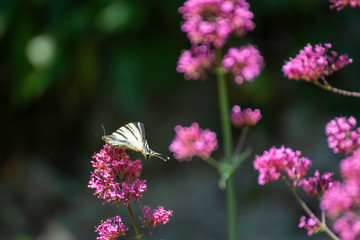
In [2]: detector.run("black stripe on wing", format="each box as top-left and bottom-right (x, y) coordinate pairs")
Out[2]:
(136, 122), (146, 142)
(122, 123), (141, 142)
(113, 122), (143, 147)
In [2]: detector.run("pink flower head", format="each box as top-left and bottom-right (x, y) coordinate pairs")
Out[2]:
(325, 116), (360, 155)
(177, 45), (216, 80)
(230, 105), (262, 128)
(88, 145), (147, 206)
(139, 205), (173, 228)
(222, 44), (264, 84)
(329, 0), (360, 11)
(179, 0), (255, 47)
(341, 149), (360, 184)
(321, 182), (353, 217)
(282, 43), (353, 83)
(298, 170), (334, 196)
(95, 216), (128, 240)
(333, 211), (360, 240)
(169, 122), (218, 161)
(253, 146), (311, 185)
(298, 215), (320, 236)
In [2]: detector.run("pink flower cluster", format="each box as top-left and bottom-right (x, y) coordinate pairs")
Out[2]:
(177, 45), (216, 80)
(169, 122), (218, 161)
(282, 43), (353, 83)
(230, 105), (262, 128)
(88, 145), (147, 206)
(321, 149), (360, 239)
(253, 146), (312, 186)
(222, 45), (264, 84)
(95, 216), (128, 240)
(329, 0), (360, 11)
(179, 0), (255, 47)
(139, 205), (173, 228)
(298, 215), (320, 236)
(325, 116), (360, 155)
(298, 170), (334, 196)
(333, 212), (360, 240)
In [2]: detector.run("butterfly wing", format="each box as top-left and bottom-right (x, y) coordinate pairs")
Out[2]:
(102, 122), (145, 153)
(103, 122), (170, 161)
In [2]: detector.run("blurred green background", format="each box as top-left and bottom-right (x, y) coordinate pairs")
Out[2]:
(1, 0), (360, 239)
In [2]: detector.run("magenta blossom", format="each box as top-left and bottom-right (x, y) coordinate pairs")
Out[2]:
(230, 105), (262, 128)
(282, 43), (352, 83)
(253, 146), (311, 186)
(321, 149), (360, 239)
(333, 211), (360, 240)
(325, 116), (360, 155)
(95, 216), (128, 240)
(169, 122), (218, 161)
(298, 215), (320, 236)
(88, 145), (147, 206)
(139, 205), (173, 228)
(321, 182), (354, 218)
(222, 44), (264, 84)
(179, 0), (255, 47)
(177, 45), (216, 80)
(329, 0), (360, 11)
(298, 170), (334, 196)
(341, 149), (360, 183)
(321, 150), (360, 218)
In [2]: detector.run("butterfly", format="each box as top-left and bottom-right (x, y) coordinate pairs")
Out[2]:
(102, 122), (170, 161)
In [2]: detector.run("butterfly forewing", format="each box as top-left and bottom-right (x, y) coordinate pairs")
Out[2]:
(103, 122), (169, 161)
(102, 122), (142, 152)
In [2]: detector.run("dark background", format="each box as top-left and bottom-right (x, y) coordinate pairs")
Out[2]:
(1, 0), (360, 239)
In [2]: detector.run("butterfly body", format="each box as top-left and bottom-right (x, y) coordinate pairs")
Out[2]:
(102, 122), (169, 161)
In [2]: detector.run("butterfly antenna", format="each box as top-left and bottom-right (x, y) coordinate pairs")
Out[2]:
(101, 124), (106, 136)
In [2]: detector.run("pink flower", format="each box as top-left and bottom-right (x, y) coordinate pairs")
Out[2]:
(333, 211), (360, 240)
(329, 0), (360, 11)
(169, 122), (218, 161)
(298, 170), (334, 196)
(88, 145), (147, 206)
(282, 43), (352, 83)
(321, 150), (360, 220)
(95, 216), (128, 240)
(341, 149), (360, 183)
(222, 44), (264, 84)
(177, 45), (216, 80)
(298, 215), (320, 236)
(139, 205), (173, 228)
(253, 146), (311, 185)
(321, 182), (353, 217)
(325, 116), (360, 155)
(179, 0), (255, 47)
(230, 105), (262, 128)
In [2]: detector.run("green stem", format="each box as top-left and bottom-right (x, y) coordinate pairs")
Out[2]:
(233, 126), (249, 157)
(216, 48), (237, 240)
(313, 80), (360, 97)
(205, 156), (221, 169)
(127, 206), (142, 240)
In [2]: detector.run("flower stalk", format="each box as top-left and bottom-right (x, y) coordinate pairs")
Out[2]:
(127, 206), (142, 240)
(313, 79), (360, 97)
(216, 48), (237, 240)
(290, 186), (339, 240)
